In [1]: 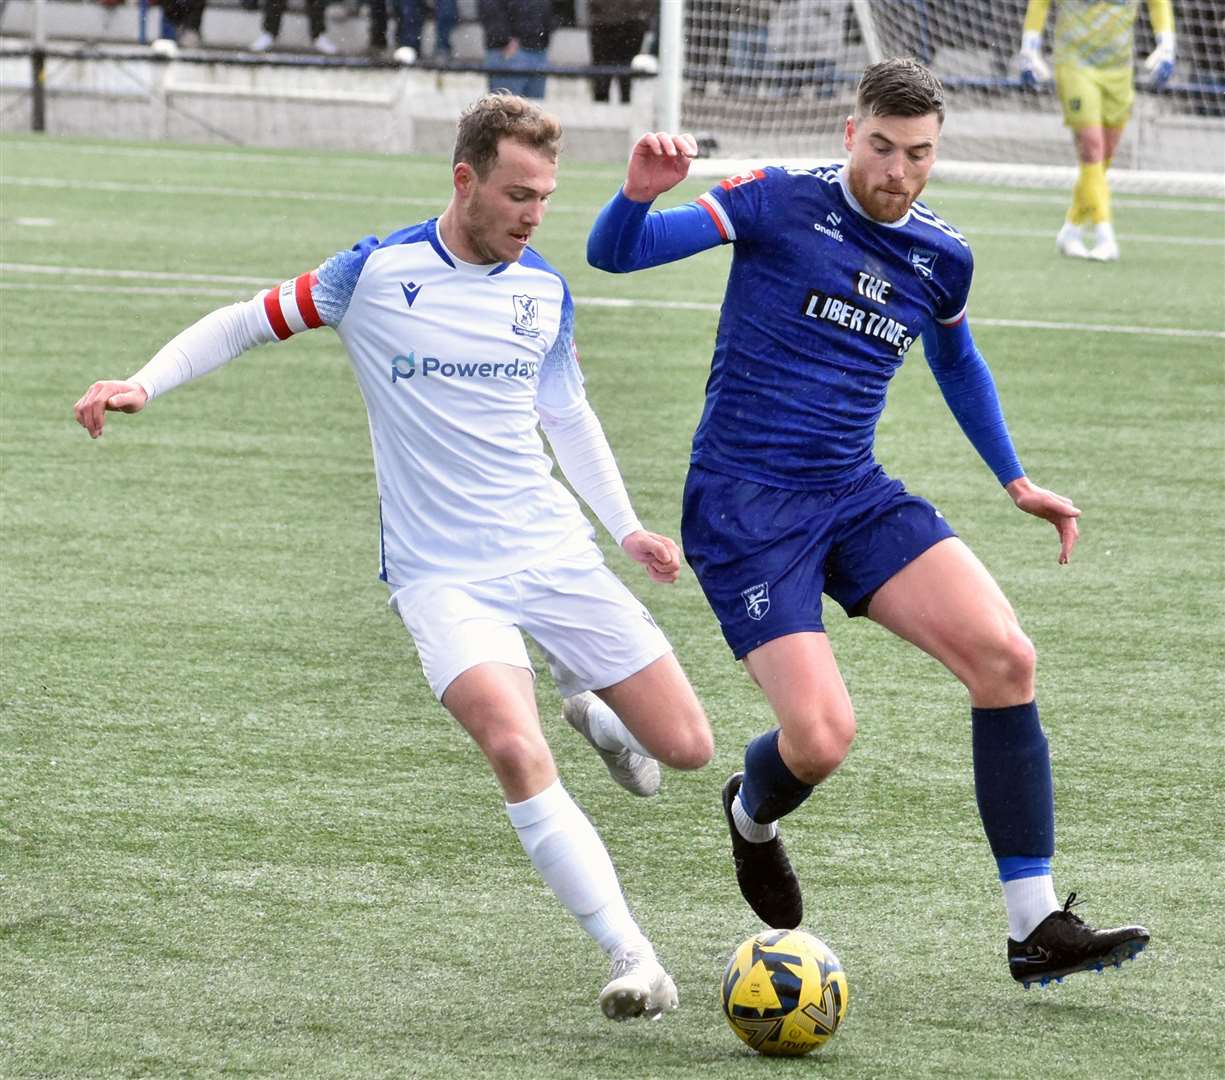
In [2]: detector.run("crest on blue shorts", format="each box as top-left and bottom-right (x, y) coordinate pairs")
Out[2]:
(741, 582), (770, 621)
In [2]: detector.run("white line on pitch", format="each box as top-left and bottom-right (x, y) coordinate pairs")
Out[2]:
(2, 267), (1221, 339)
(4, 175), (1224, 236)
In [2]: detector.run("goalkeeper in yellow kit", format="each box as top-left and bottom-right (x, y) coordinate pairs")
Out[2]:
(1018, 0), (1176, 261)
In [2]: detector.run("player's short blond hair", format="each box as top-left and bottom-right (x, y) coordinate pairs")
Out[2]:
(855, 57), (945, 125)
(452, 93), (563, 179)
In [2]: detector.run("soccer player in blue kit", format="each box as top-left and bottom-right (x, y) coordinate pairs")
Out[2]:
(587, 57), (1149, 988)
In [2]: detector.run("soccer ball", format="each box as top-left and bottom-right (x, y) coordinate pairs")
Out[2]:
(721, 927), (849, 1056)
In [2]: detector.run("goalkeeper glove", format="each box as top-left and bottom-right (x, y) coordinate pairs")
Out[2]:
(1143, 31), (1176, 88)
(1018, 31), (1051, 89)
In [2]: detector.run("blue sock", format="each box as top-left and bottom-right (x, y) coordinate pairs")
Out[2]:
(738, 730), (814, 824)
(971, 702), (1054, 879)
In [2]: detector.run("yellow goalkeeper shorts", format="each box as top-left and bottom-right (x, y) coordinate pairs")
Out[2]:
(1055, 62), (1135, 130)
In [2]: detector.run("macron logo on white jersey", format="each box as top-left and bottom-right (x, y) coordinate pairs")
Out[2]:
(401, 281), (422, 308)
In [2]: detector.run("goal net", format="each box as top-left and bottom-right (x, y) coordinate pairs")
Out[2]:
(674, 0), (1225, 196)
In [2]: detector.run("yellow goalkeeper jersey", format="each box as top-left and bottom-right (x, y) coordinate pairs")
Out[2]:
(1024, 0), (1174, 69)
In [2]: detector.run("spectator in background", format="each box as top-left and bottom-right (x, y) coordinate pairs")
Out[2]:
(725, 0), (772, 94)
(162, 0), (207, 48)
(249, 0), (338, 54)
(368, 0), (422, 62)
(588, 0), (655, 104)
(433, 0), (459, 60)
(479, 0), (552, 99)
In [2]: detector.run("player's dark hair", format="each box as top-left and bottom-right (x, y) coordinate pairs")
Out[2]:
(855, 57), (945, 125)
(452, 92), (563, 178)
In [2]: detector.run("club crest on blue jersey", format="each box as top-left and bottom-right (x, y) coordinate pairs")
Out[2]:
(908, 248), (938, 279)
(512, 294), (540, 337)
(741, 582), (770, 621)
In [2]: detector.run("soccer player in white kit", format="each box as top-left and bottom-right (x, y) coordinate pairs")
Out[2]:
(73, 93), (714, 1022)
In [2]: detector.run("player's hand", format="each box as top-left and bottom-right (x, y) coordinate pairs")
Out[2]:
(74, 379), (149, 439)
(621, 529), (682, 584)
(1143, 32), (1176, 88)
(623, 131), (699, 204)
(1005, 476), (1081, 565)
(1018, 31), (1050, 89)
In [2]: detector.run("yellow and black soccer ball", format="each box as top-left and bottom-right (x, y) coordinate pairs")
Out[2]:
(721, 928), (849, 1056)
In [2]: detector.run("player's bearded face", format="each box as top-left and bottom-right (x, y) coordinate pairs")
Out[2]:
(843, 111), (941, 223)
(458, 139), (557, 264)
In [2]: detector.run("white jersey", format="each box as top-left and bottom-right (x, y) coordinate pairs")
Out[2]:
(266, 219), (603, 589)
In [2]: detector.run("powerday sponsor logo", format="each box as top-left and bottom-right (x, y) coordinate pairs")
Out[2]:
(390, 352), (539, 383)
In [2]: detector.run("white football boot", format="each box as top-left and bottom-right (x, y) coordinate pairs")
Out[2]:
(248, 31), (275, 52)
(1088, 222), (1120, 261)
(563, 692), (660, 797)
(313, 33), (339, 55)
(1055, 222), (1091, 259)
(599, 945), (678, 1021)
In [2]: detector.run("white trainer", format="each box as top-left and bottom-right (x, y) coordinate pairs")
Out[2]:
(1055, 222), (1090, 259)
(599, 947), (678, 1021)
(313, 33), (339, 55)
(1089, 237), (1120, 261)
(563, 692), (660, 797)
(248, 31), (275, 52)
(392, 45), (418, 65)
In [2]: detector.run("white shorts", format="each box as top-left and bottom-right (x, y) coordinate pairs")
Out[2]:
(388, 548), (673, 701)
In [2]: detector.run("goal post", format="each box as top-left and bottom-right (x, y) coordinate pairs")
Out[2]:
(657, 0), (1225, 197)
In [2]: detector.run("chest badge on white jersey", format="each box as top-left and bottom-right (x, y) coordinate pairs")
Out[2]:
(512, 294), (540, 337)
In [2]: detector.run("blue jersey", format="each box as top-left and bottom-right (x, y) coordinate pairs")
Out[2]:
(689, 165), (973, 490)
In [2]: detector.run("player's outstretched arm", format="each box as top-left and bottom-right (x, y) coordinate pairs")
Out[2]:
(72, 275), (322, 440)
(621, 530), (681, 584)
(1005, 476), (1081, 565)
(74, 380), (149, 439)
(623, 131), (699, 204)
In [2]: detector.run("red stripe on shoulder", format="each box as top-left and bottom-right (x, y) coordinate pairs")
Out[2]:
(718, 169), (766, 191)
(263, 285), (293, 340)
(697, 196), (729, 241)
(295, 272), (323, 329)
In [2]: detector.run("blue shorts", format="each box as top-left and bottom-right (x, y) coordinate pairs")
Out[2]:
(681, 465), (957, 659)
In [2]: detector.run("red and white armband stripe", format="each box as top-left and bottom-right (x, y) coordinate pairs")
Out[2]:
(262, 271), (324, 340)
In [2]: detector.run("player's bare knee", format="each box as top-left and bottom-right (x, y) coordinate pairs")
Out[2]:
(785, 710), (856, 784)
(967, 627), (1036, 701)
(669, 718), (715, 771)
(479, 726), (551, 777)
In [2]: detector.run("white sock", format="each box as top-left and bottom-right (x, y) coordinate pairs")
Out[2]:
(506, 778), (648, 956)
(1095, 221), (1116, 245)
(732, 793), (778, 843)
(579, 693), (652, 759)
(1003, 874), (1060, 941)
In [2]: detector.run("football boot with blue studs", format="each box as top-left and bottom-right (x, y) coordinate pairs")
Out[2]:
(1008, 892), (1149, 989)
